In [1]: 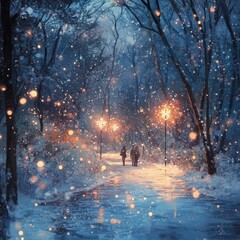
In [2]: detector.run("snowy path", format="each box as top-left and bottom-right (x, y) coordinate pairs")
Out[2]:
(9, 153), (240, 240)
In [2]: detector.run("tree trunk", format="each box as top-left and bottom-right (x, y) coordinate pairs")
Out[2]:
(151, 34), (168, 100)
(142, 1), (216, 174)
(132, 53), (139, 110)
(215, 0), (239, 153)
(1, 0), (18, 204)
(147, 12), (168, 100)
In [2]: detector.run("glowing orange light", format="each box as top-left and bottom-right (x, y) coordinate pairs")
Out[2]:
(19, 97), (27, 105)
(0, 84), (7, 91)
(30, 176), (39, 184)
(26, 30), (32, 36)
(58, 164), (63, 170)
(111, 123), (119, 132)
(227, 119), (233, 126)
(110, 219), (117, 224)
(155, 9), (161, 17)
(68, 130), (74, 136)
(189, 131), (198, 140)
(192, 187), (200, 199)
(55, 101), (61, 107)
(29, 90), (38, 98)
(101, 165), (107, 171)
(130, 203), (135, 209)
(7, 109), (13, 116)
(96, 117), (107, 130)
(210, 6), (215, 13)
(161, 107), (171, 120)
(37, 160), (45, 168)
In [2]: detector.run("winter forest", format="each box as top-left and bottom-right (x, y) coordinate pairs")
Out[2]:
(0, 0), (239, 239)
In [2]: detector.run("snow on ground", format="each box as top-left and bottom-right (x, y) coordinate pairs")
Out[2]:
(104, 151), (240, 201)
(103, 152), (187, 200)
(182, 153), (240, 200)
(8, 151), (240, 239)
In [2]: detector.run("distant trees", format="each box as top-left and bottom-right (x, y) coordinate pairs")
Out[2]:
(0, 0), (109, 207)
(117, 0), (239, 174)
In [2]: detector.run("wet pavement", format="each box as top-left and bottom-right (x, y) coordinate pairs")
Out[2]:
(5, 154), (240, 239)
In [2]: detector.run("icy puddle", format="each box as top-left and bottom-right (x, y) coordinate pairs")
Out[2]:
(9, 153), (240, 239)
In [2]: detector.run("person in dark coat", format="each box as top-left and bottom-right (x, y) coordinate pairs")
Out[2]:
(130, 145), (135, 166)
(134, 146), (140, 166)
(120, 146), (127, 166)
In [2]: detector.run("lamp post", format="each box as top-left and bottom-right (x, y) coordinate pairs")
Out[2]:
(161, 106), (170, 166)
(96, 117), (107, 161)
(111, 123), (119, 151)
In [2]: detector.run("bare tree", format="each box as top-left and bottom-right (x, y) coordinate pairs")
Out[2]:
(120, 0), (217, 174)
(101, 9), (122, 119)
(1, 0), (18, 204)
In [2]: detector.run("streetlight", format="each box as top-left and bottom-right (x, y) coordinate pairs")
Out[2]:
(96, 117), (107, 161)
(161, 105), (171, 166)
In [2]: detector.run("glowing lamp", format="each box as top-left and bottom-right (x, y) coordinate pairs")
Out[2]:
(161, 107), (171, 120)
(111, 123), (119, 132)
(96, 117), (107, 130)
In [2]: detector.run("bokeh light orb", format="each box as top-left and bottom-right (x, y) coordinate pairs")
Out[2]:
(7, 109), (13, 116)
(19, 97), (27, 105)
(68, 130), (74, 136)
(189, 131), (198, 140)
(58, 164), (63, 170)
(37, 160), (45, 168)
(29, 90), (38, 98)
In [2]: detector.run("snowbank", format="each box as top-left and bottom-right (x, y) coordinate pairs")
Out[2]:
(182, 153), (240, 200)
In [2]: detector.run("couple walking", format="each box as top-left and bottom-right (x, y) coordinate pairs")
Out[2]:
(120, 145), (140, 166)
